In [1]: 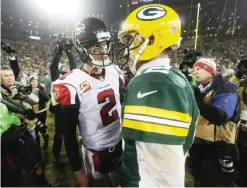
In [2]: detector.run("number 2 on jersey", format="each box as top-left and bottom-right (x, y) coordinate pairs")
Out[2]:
(97, 89), (119, 127)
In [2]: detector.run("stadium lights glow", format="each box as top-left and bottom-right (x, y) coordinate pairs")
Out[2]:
(34, 0), (80, 15)
(29, 21), (32, 23)
(30, 35), (41, 40)
(10, 17), (12, 19)
(20, 19), (22, 21)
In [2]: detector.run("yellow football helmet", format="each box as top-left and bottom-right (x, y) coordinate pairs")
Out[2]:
(118, 4), (181, 74)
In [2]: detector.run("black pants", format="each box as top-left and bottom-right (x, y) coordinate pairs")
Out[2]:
(49, 101), (54, 114)
(236, 128), (247, 186)
(1, 154), (23, 187)
(35, 110), (48, 148)
(189, 139), (237, 187)
(36, 110), (47, 124)
(52, 104), (64, 158)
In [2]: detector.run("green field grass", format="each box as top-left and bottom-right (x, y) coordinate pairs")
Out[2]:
(42, 112), (77, 187)
(42, 111), (195, 187)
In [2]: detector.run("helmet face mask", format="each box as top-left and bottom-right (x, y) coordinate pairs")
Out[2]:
(117, 31), (145, 70)
(72, 18), (113, 67)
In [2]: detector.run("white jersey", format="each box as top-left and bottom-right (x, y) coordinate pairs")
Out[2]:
(53, 66), (123, 151)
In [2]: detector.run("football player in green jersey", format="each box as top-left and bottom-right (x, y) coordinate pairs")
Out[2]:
(117, 4), (199, 187)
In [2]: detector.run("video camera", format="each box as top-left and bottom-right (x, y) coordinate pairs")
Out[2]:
(235, 58), (247, 80)
(53, 33), (73, 51)
(1, 41), (17, 54)
(16, 84), (32, 95)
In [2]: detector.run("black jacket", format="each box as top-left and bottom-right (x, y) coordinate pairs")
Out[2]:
(32, 84), (50, 111)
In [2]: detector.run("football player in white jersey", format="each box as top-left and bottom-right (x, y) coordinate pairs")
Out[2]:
(52, 17), (124, 187)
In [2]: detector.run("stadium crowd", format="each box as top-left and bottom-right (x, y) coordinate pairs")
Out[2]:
(1, 3), (247, 187)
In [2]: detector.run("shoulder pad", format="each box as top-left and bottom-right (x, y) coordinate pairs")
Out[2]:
(53, 83), (77, 106)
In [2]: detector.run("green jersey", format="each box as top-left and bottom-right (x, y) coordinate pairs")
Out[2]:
(121, 60), (199, 187)
(122, 63), (199, 153)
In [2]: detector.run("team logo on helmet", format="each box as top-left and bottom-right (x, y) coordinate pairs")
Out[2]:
(75, 23), (85, 36)
(136, 6), (167, 21)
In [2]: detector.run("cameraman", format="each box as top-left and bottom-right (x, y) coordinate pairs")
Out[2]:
(50, 33), (77, 165)
(189, 58), (240, 186)
(0, 67), (52, 186)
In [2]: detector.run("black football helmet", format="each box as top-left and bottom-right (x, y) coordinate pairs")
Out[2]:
(72, 17), (112, 67)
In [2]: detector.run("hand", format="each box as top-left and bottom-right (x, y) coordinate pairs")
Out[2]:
(56, 40), (64, 53)
(24, 108), (36, 120)
(38, 124), (48, 134)
(18, 92), (26, 98)
(74, 170), (88, 187)
(32, 88), (40, 92)
(17, 114), (24, 120)
(192, 86), (203, 102)
(9, 86), (18, 98)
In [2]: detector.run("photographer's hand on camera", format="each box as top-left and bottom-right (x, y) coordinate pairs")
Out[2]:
(56, 40), (64, 54)
(32, 88), (40, 93)
(1, 41), (17, 54)
(9, 86), (18, 98)
(24, 108), (36, 120)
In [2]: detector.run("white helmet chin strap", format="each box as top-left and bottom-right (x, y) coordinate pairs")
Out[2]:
(88, 54), (111, 67)
(130, 38), (150, 75)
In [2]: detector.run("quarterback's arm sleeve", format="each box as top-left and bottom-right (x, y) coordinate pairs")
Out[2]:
(53, 83), (78, 106)
(62, 104), (82, 171)
(50, 51), (62, 81)
(197, 93), (237, 125)
(66, 51), (77, 70)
